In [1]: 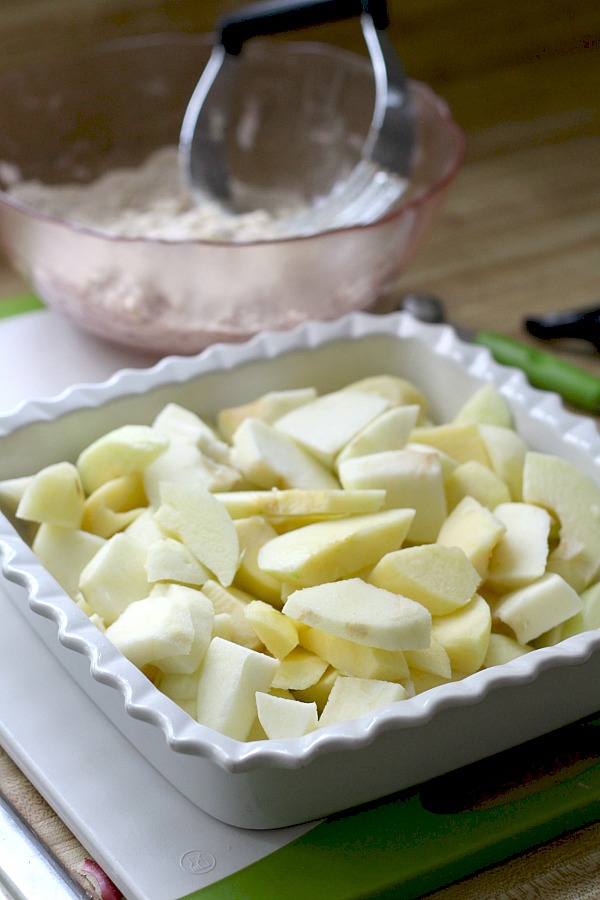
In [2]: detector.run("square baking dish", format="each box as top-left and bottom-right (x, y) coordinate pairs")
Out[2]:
(0, 311), (599, 829)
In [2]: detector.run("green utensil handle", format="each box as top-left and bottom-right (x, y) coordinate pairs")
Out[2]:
(0, 293), (45, 320)
(474, 330), (600, 413)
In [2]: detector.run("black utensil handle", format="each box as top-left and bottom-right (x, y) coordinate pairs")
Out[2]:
(525, 306), (600, 353)
(218, 0), (389, 56)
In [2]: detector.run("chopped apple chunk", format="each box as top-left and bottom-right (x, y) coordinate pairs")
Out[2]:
(522, 451), (600, 591)
(155, 482), (240, 587)
(319, 676), (409, 728)
(79, 532), (150, 624)
(274, 389), (390, 468)
(491, 572), (582, 645)
(77, 424), (168, 494)
(231, 417), (339, 490)
(338, 449), (445, 544)
(217, 388), (317, 442)
(453, 384), (513, 428)
(17, 461), (84, 528)
(272, 646), (329, 690)
(195, 637), (279, 741)
(298, 624), (410, 681)
(244, 600), (299, 659)
(255, 692), (318, 739)
(368, 544), (481, 616)
(431, 593), (491, 675)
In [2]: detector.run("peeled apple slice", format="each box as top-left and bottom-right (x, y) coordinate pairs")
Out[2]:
(76, 424), (168, 494)
(318, 676), (409, 728)
(16, 461), (84, 528)
(522, 451), (600, 590)
(231, 417), (339, 490)
(195, 637), (279, 741)
(155, 482), (240, 587)
(431, 593), (491, 675)
(257, 508), (415, 588)
(255, 692), (318, 739)
(283, 578), (431, 651)
(368, 544), (481, 616)
(492, 572), (583, 644)
(275, 389), (390, 467)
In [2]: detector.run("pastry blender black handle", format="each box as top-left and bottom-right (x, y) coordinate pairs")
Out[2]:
(525, 306), (600, 353)
(218, 0), (389, 56)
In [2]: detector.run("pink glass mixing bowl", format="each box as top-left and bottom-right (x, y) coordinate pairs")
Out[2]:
(0, 33), (464, 356)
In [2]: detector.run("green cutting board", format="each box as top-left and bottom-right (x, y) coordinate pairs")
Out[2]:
(185, 713), (600, 899)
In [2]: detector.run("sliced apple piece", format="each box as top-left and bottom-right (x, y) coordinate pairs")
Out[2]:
(404, 442), (459, 480)
(148, 584), (214, 674)
(244, 599), (299, 659)
(105, 592), (194, 669)
(453, 384), (513, 428)
(195, 636), (279, 741)
(335, 404), (420, 468)
(274, 389), (390, 469)
(562, 580), (600, 639)
(82, 473), (146, 538)
(368, 544), (481, 616)
(431, 593), (491, 674)
(338, 448), (445, 544)
(159, 670), (201, 717)
(215, 488), (385, 520)
(16, 461), (84, 528)
(201, 580), (263, 650)
(485, 502), (552, 591)
(532, 624), (565, 649)
(217, 388), (317, 442)
(79, 531), (150, 624)
(436, 495), (506, 579)
(258, 508), (415, 588)
(298, 625), (410, 681)
(404, 637), (452, 678)
(483, 632), (532, 668)
(294, 667), (339, 713)
(143, 436), (240, 507)
(32, 524), (105, 600)
(145, 537), (212, 587)
(271, 646), (329, 691)
(0, 475), (33, 519)
(410, 670), (453, 695)
(255, 692), (318, 739)
(152, 402), (231, 463)
(231, 417), (339, 490)
(522, 451), (600, 591)
(155, 482), (240, 587)
(318, 676), (408, 728)
(445, 460), (511, 512)
(341, 375), (427, 415)
(124, 507), (165, 548)
(283, 578), (431, 651)
(479, 424), (527, 501)
(492, 572), (583, 645)
(233, 516), (283, 606)
(410, 422), (491, 467)
(76, 424), (168, 494)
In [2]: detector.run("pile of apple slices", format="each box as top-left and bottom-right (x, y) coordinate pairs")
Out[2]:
(2, 374), (600, 742)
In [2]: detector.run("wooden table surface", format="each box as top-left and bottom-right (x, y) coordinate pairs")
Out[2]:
(0, 2), (599, 898)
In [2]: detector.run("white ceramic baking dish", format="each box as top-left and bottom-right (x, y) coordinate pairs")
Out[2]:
(0, 311), (599, 829)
